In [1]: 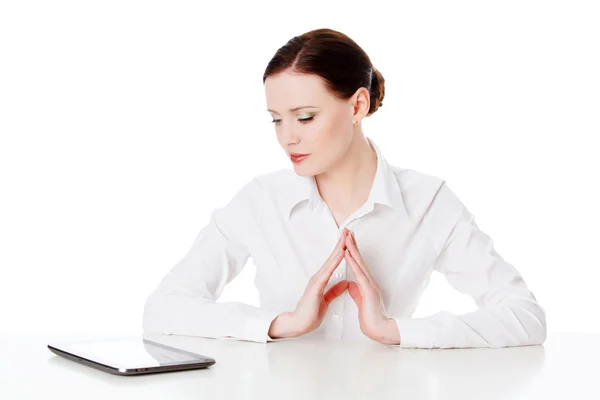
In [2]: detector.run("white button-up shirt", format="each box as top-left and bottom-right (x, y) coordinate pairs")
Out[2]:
(143, 137), (547, 348)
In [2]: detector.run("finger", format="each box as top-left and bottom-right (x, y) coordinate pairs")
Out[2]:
(320, 229), (350, 279)
(348, 232), (377, 289)
(348, 281), (362, 308)
(347, 231), (368, 274)
(314, 229), (349, 291)
(344, 249), (370, 290)
(325, 228), (349, 265)
(345, 234), (376, 286)
(324, 280), (349, 305)
(312, 247), (346, 294)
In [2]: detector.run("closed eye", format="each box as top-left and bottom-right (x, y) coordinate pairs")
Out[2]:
(271, 116), (314, 125)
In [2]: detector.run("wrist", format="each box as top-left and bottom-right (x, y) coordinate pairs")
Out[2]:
(377, 317), (401, 345)
(268, 311), (299, 339)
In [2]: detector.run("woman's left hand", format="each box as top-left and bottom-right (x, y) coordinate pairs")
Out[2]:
(344, 230), (400, 344)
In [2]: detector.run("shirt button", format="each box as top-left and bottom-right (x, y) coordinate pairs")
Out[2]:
(332, 314), (339, 321)
(336, 272), (343, 278)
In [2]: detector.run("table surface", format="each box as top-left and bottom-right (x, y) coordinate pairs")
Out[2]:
(0, 331), (596, 399)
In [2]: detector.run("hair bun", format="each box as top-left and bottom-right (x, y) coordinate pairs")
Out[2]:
(369, 67), (385, 116)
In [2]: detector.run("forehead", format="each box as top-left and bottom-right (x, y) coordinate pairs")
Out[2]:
(265, 71), (332, 112)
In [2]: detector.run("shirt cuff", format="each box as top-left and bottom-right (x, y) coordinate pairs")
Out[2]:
(393, 316), (433, 348)
(242, 309), (282, 343)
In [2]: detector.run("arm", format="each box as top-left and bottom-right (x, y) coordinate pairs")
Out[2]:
(392, 182), (547, 349)
(142, 178), (283, 343)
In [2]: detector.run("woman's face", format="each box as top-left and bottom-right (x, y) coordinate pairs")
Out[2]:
(264, 70), (359, 177)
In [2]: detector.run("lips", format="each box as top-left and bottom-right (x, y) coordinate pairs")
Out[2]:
(290, 154), (310, 163)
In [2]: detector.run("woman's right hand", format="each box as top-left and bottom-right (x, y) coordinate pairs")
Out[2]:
(268, 228), (351, 339)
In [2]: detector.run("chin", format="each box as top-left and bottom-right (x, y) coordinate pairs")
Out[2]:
(293, 168), (312, 177)
(293, 163), (323, 178)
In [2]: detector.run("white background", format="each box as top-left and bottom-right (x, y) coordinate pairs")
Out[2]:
(1, 1), (598, 335)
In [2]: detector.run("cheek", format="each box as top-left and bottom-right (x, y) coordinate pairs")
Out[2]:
(314, 117), (344, 146)
(311, 136), (347, 171)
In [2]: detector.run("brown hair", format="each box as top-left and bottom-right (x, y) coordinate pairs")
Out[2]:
(262, 28), (385, 117)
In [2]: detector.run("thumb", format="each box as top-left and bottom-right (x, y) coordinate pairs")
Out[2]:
(323, 280), (349, 306)
(348, 281), (362, 309)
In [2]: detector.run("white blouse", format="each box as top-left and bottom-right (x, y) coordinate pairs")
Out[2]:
(142, 136), (547, 348)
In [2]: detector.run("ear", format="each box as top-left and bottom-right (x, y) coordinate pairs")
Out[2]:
(350, 87), (369, 123)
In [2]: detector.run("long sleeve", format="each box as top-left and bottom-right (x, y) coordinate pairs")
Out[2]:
(392, 182), (547, 349)
(142, 178), (282, 343)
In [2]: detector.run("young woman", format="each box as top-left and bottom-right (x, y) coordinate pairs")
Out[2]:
(142, 28), (546, 349)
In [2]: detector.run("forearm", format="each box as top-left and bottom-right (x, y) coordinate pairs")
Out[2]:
(143, 288), (280, 343)
(392, 299), (547, 348)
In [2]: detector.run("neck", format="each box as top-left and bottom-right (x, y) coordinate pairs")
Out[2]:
(315, 132), (377, 210)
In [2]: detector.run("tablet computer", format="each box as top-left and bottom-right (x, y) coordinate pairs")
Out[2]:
(48, 336), (216, 376)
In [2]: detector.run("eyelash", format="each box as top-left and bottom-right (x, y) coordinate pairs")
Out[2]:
(271, 116), (314, 125)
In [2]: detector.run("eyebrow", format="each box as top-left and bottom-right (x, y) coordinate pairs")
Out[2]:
(267, 106), (317, 113)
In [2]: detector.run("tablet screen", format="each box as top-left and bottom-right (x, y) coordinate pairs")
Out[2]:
(50, 336), (212, 370)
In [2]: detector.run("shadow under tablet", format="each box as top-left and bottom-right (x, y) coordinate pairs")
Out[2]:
(47, 336), (216, 376)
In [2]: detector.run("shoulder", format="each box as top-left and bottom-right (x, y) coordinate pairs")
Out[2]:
(388, 166), (470, 254)
(211, 171), (289, 237)
(217, 168), (294, 214)
(390, 166), (447, 210)
(389, 165), (467, 223)
(391, 165), (445, 194)
(252, 168), (297, 195)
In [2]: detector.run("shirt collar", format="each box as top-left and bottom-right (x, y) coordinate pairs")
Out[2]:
(283, 136), (409, 221)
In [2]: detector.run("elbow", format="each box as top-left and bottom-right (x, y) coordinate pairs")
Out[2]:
(522, 313), (546, 347)
(527, 306), (547, 346)
(142, 291), (168, 334)
(142, 297), (157, 333)
(505, 298), (547, 347)
(142, 303), (157, 333)
(141, 287), (211, 335)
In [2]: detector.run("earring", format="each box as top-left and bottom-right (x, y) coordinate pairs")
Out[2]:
(353, 120), (358, 125)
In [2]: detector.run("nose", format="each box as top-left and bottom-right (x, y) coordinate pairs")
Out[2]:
(279, 125), (299, 146)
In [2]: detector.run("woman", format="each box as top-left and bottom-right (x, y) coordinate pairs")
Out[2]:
(142, 28), (546, 349)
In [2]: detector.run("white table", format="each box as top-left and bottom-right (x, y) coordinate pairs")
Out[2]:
(0, 331), (596, 399)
